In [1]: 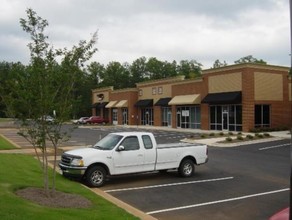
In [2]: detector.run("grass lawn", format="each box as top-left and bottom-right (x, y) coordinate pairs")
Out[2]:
(0, 154), (139, 220)
(0, 135), (17, 150)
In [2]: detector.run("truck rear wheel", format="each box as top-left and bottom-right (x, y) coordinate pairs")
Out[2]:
(179, 159), (194, 177)
(86, 166), (106, 187)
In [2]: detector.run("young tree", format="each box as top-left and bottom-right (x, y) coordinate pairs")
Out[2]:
(1, 8), (97, 196)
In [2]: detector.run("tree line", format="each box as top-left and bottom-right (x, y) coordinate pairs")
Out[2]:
(0, 55), (267, 118)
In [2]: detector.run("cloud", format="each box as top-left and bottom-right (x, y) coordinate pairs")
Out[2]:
(0, 0), (289, 68)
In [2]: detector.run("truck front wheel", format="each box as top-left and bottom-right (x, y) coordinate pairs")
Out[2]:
(86, 166), (106, 187)
(179, 159), (194, 177)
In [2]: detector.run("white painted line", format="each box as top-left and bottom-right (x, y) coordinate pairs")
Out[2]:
(259, 143), (290, 151)
(147, 188), (290, 215)
(104, 176), (234, 193)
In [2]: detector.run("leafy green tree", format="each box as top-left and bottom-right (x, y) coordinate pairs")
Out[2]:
(0, 61), (26, 117)
(1, 8), (97, 196)
(146, 57), (164, 79)
(177, 59), (202, 79)
(161, 60), (177, 78)
(234, 55), (267, 64)
(101, 61), (130, 89)
(129, 57), (147, 86)
(212, 59), (228, 68)
(87, 61), (105, 85)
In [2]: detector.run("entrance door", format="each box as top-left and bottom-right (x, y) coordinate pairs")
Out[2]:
(112, 109), (118, 125)
(222, 111), (229, 131)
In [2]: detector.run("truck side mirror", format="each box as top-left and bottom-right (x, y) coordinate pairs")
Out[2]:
(117, 145), (125, 151)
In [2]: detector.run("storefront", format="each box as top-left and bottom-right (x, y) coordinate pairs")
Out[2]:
(91, 64), (291, 132)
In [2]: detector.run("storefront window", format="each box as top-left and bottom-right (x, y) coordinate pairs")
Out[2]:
(176, 106), (200, 129)
(210, 105), (242, 131)
(254, 105), (270, 128)
(161, 107), (171, 127)
(122, 108), (128, 125)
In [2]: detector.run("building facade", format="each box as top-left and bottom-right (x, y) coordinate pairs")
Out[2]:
(92, 63), (292, 132)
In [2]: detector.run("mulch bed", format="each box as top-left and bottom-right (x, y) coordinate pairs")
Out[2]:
(15, 187), (92, 208)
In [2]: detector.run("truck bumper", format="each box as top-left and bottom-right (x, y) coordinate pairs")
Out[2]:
(59, 163), (87, 179)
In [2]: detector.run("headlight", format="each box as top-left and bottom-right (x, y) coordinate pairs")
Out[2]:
(71, 158), (84, 166)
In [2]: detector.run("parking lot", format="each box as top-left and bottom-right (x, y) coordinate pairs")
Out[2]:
(1, 125), (290, 220)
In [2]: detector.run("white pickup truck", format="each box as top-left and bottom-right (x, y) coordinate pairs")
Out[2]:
(59, 132), (208, 187)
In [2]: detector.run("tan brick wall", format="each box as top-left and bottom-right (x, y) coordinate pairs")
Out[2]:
(138, 84), (172, 103)
(254, 72), (283, 101)
(208, 72), (242, 93)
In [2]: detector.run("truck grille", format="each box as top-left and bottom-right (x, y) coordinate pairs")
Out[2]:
(61, 154), (73, 165)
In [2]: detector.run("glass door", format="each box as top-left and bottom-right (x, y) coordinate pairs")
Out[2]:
(222, 111), (229, 131)
(112, 109), (118, 125)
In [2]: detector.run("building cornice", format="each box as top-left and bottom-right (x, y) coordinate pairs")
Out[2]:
(136, 75), (185, 87)
(203, 63), (290, 75)
(92, 86), (114, 93)
(111, 88), (138, 94)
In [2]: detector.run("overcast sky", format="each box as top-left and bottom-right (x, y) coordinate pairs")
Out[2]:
(0, 0), (290, 69)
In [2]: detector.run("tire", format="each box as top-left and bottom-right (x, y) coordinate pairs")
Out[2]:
(178, 159), (194, 177)
(86, 166), (106, 187)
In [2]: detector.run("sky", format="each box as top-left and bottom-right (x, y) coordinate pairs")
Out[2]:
(0, 0), (290, 69)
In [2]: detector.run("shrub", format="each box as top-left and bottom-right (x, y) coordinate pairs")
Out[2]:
(228, 131), (234, 136)
(225, 137), (233, 142)
(246, 134), (254, 139)
(200, 134), (206, 138)
(237, 135), (244, 141)
(219, 132), (224, 136)
(209, 133), (215, 137)
(257, 134), (263, 138)
(263, 133), (270, 137)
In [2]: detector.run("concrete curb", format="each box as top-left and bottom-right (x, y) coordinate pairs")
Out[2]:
(182, 136), (287, 147)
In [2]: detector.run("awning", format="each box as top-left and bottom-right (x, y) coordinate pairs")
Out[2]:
(154, 97), (172, 106)
(168, 94), (201, 105)
(115, 100), (128, 108)
(92, 102), (109, 108)
(105, 101), (117, 108)
(201, 91), (242, 104)
(135, 99), (153, 107)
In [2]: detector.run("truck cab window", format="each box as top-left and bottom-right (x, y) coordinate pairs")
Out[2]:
(120, 136), (139, 151)
(142, 135), (153, 149)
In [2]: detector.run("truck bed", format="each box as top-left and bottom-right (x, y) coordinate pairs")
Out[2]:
(157, 142), (204, 149)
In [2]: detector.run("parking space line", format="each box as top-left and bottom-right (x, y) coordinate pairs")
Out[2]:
(147, 188), (290, 215)
(104, 176), (234, 193)
(258, 143), (290, 151)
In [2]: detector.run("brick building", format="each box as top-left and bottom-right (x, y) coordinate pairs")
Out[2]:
(91, 63), (292, 132)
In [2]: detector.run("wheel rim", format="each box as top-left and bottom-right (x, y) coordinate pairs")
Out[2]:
(91, 170), (104, 185)
(183, 163), (192, 175)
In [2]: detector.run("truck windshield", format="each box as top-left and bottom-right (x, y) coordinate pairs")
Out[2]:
(93, 134), (123, 150)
